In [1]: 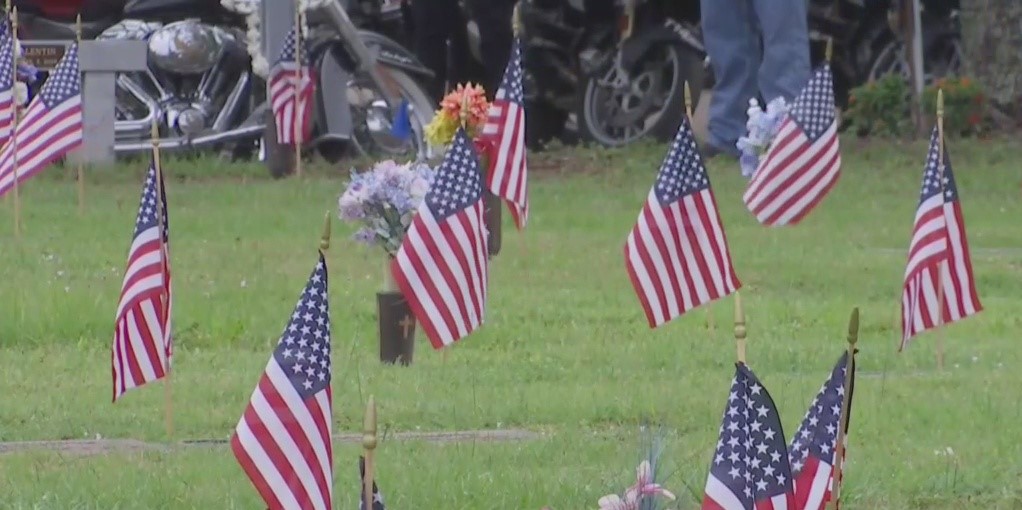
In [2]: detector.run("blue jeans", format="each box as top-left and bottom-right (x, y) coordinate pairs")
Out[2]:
(700, 0), (811, 155)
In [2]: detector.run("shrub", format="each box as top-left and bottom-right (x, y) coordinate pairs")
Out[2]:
(845, 75), (911, 137)
(922, 77), (986, 137)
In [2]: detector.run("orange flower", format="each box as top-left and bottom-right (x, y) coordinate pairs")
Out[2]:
(959, 77), (972, 88)
(439, 83), (490, 133)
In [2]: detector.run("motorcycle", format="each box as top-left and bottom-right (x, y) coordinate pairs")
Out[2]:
(500, 0), (589, 148)
(576, 0), (706, 147)
(863, 0), (962, 85)
(13, 0), (437, 177)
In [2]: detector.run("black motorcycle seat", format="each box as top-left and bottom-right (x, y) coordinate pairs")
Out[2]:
(21, 14), (112, 40)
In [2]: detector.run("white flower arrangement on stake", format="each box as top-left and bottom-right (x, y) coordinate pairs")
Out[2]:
(220, 0), (330, 79)
(735, 97), (790, 179)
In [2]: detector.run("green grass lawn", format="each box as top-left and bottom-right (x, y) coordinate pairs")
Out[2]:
(2, 137), (1022, 509)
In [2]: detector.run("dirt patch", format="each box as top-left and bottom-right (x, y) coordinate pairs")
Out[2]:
(0, 439), (168, 456)
(0, 429), (541, 457)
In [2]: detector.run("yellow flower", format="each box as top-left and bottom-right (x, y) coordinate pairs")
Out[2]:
(423, 82), (491, 145)
(424, 109), (460, 147)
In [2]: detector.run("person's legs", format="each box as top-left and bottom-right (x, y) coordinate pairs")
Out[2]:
(467, 0), (515, 95)
(751, 0), (810, 103)
(700, 0), (759, 156)
(411, 0), (457, 102)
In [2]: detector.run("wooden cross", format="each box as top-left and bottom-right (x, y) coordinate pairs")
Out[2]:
(399, 315), (414, 338)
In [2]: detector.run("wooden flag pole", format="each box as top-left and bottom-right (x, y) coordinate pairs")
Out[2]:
(684, 80), (716, 335)
(75, 14), (85, 215)
(733, 292), (746, 364)
(293, 5), (304, 178)
(151, 118), (173, 440)
(829, 307), (859, 510)
(934, 88), (947, 371)
(320, 210), (332, 252)
(11, 6), (20, 238)
(362, 395), (378, 510)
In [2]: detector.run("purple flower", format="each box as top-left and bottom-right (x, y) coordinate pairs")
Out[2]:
(740, 151), (759, 179)
(17, 62), (38, 84)
(338, 159), (439, 256)
(351, 227), (377, 246)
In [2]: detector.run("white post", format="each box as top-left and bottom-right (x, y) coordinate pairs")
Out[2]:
(261, 0), (297, 72)
(76, 40), (148, 164)
(910, 0), (925, 99)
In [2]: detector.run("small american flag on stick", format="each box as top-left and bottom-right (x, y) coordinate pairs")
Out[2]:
(743, 64), (840, 227)
(787, 350), (856, 510)
(901, 127), (981, 348)
(624, 117), (741, 328)
(112, 159), (172, 401)
(481, 38), (528, 229)
(232, 253), (333, 510)
(0, 34), (15, 148)
(0, 42), (82, 198)
(392, 128), (489, 349)
(270, 28), (315, 145)
(701, 363), (795, 510)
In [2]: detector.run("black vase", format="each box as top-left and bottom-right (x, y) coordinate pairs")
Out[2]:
(376, 291), (415, 365)
(484, 191), (502, 257)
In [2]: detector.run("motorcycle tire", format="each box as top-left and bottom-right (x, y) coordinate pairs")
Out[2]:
(263, 110), (297, 179)
(318, 68), (437, 165)
(578, 42), (703, 148)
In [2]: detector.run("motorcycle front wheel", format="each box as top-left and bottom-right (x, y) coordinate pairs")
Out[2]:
(317, 67), (437, 165)
(866, 36), (964, 85)
(579, 43), (703, 148)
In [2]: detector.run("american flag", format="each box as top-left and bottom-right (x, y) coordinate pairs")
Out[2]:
(359, 456), (386, 510)
(0, 34), (15, 148)
(901, 127), (982, 348)
(624, 117), (741, 328)
(392, 128), (489, 349)
(787, 351), (856, 510)
(0, 42), (82, 198)
(481, 37), (528, 230)
(231, 253), (333, 510)
(702, 363), (795, 510)
(111, 159), (172, 401)
(270, 28), (315, 145)
(742, 64), (841, 226)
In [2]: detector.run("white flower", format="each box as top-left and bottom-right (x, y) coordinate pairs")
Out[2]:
(14, 82), (28, 106)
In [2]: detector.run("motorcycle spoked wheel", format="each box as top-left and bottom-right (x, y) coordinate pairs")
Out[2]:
(866, 36), (964, 85)
(317, 68), (437, 165)
(579, 43), (700, 148)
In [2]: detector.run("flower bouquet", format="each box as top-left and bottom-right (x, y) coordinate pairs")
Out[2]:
(423, 83), (503, 257)
(338, 159), (435, 365)
(736, 97), (789, 179)
(598, 429), (678, 510)
(12, 40), (39, 115)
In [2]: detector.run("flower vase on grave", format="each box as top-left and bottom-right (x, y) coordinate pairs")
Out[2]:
(339, 159), (434, 366)
(378, 256), (416, 366)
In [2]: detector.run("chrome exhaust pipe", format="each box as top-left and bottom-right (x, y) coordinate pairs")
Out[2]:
(114, 74), (160, 138)
(211, 72), (251, 132)
(114, 124), (264, 154)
